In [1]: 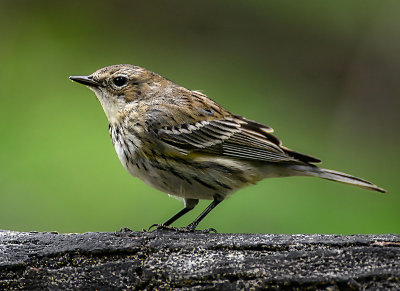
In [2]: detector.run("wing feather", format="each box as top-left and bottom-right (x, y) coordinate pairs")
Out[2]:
(156, 117), (312, 163)
(148, 98), (320, 164)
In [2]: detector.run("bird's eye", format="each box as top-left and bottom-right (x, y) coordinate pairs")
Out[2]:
(112, 76), (128, 87)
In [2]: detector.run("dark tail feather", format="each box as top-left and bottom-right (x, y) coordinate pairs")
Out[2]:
(292, 166), (386, 193)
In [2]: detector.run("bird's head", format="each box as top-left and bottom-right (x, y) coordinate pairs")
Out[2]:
(70, 64), (166, 123)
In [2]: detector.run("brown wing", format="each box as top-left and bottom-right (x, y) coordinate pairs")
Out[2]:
(233, 115), (321, 164)
(148, 90), (320, 164)
(154, 114), (319, 164)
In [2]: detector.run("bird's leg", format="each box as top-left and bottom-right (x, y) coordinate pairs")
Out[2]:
(148, 198), (198, 231)
(163, 208), (193, 226)
(186, 196), (222, 231)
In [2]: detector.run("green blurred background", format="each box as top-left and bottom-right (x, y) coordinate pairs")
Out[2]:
(0, 1), (399, 234)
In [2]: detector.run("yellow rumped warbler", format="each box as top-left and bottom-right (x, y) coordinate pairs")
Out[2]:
(70, 64), (386, 230)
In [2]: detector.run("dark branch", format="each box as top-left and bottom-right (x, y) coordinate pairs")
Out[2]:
(0, 230), (399, 289)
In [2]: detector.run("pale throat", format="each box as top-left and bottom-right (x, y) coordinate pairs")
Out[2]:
(92, 89), (124, 125)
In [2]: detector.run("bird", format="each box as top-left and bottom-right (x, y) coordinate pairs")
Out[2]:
(69, 64), (386, 230)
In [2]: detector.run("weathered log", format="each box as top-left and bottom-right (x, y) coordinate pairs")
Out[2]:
(0, 229), (399, 290)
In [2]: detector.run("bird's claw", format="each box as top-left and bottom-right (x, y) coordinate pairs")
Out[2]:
(201, 227), (218, 233)
(119, 227), (132, 232)
(147, 224), (175, 232)
(147, 223), (217, 233)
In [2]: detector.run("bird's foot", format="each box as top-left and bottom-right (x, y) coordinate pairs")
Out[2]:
(147, 224), (217, 233)
(147, 224), (177, 232)
(196, 227), (218, 234)
(119, 227), (132, 232)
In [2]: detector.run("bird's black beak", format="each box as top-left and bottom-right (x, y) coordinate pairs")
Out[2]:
(69, 75), (99, 87)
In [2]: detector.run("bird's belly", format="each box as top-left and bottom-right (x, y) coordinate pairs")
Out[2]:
(122, 155), (261, 201)
(126, 158), (218, 200)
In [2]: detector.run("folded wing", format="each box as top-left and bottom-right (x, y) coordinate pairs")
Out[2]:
(154, 111), (320, 164)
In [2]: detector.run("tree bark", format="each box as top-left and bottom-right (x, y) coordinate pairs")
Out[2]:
(0, 229), (399, 290)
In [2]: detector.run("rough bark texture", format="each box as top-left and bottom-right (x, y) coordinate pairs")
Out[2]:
(0, 229), (399, 290)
